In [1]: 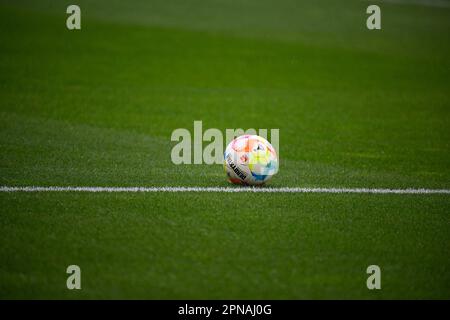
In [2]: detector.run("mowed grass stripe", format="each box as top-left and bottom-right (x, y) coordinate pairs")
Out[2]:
(1, 186), (449, 194)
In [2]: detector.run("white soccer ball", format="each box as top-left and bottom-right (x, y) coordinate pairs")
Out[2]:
(224, 135), (278, 186)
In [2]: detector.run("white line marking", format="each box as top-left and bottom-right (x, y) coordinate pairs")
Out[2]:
(0, 186), (449, 194)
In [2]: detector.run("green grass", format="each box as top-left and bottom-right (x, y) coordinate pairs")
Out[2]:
(0, 1), (449, 298)
(1, 193), (449, 299)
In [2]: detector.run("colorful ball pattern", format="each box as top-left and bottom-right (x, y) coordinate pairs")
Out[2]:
(224, 135), (278, 186)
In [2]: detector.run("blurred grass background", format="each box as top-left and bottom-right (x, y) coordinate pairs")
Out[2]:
(0, 0), (449, 299)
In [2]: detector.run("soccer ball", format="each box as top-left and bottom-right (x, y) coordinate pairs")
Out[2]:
(224, 135), (278, 186)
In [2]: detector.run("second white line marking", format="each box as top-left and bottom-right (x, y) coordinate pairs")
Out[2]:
(1, 186), (449, 194)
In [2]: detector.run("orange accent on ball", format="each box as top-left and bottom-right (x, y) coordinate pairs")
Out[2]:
(228, 177), (244, 185)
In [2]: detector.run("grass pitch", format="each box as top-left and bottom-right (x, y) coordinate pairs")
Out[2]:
(0, 0), (449, 299)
